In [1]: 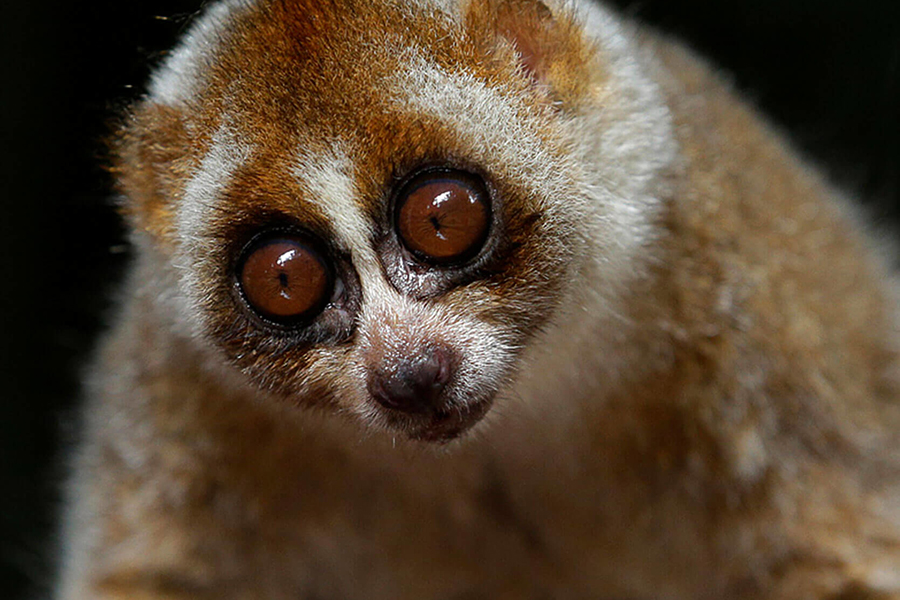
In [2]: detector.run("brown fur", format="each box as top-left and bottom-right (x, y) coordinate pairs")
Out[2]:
(59, 1), (900, 598)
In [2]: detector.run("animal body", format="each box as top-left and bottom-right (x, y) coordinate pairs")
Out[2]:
(57, 0), (900, 598)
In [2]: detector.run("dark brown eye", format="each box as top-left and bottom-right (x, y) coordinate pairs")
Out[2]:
(238, 235), (331, 324)
(395, 170), (491, 265)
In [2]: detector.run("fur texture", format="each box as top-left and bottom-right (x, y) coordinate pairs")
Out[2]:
(58, 0), (900, 598)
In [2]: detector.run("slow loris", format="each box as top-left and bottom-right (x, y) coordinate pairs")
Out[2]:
(57, 0), (900, 598)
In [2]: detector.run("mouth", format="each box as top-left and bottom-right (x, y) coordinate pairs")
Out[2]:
(379, 396), (494, 442)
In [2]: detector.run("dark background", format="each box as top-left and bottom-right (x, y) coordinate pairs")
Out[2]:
(1, 0), (898, 597)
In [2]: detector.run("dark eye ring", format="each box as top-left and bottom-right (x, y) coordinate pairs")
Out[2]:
(236, 232), (333, 325)
(394, 169), (492, 266)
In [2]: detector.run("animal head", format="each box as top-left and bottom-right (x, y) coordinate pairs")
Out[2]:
(115, 0), (673, 441)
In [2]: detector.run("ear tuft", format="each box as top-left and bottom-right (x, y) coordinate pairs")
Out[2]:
(495, 0), (556, 81)
(466, 0), (596, 102)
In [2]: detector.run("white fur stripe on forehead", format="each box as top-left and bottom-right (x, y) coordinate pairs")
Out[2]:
(290, 146), (384, 281)
(148, 0), (256, 106)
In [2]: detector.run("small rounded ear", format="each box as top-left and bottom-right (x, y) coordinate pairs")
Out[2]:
(109, 102), (192, 245)
(465, 0), (596, 102)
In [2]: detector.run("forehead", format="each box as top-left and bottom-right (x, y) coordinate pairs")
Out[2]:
(153, 0), (516, 146)
(147, 0), (568, 250)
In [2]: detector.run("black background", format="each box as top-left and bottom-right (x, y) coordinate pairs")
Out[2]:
(1, 1), (898, 597)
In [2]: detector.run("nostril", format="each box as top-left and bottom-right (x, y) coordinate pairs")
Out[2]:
(368, 347), (456, 414)
(426, 345), (454, 387)
(415, 354), (443, 393)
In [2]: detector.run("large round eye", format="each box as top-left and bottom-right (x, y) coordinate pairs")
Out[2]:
(238, 234), (332, 324)
(395, 170), (491, 265)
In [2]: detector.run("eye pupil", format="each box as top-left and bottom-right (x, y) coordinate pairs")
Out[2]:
(239, 236), (331, 323)
(396, 171), (491, 265)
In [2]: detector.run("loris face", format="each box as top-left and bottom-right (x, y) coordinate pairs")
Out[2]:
(117, 0), (632, 441)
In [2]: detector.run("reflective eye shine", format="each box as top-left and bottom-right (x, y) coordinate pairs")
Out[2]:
(238, 235), (332, 324)
(395, 170), (491, 265)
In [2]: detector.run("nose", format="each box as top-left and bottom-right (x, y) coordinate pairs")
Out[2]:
(367, 347), (455, 414)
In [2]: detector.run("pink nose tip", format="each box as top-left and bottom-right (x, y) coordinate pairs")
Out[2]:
(367, 347), (455, 414)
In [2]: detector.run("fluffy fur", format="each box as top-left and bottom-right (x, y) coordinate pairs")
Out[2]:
(58, 0), (900, 598)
